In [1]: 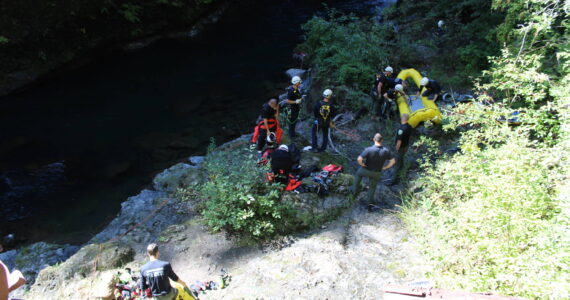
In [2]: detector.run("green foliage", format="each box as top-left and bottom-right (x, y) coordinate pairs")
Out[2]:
(120, 4), (142, 23)
(298, 10), (392, 109)
(382, 0), (504, 87)
(402, 104), (569, 298)
(197, 140), (296, 241)
(0, 36), (9, 44)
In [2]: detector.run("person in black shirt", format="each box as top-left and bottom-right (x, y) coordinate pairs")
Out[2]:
(420, 77), (442, 102)
(270, 144), (294, 184)
(140, 243), (188, 300)
(285, 76), (303, 138)
(311, 89), (336, 152)
(383, 84), (408, 118)
(390, 113), (413, 185)
(373, 66), (395, 119)
(350, 133), (395, 211)
(255, 98), (279, 152)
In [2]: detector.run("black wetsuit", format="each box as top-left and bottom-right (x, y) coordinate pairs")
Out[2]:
(422, 80), (442, 100)
(311, 100), (336, 151)
(257, 103), (277, 151)
(286, 86), (302, 137)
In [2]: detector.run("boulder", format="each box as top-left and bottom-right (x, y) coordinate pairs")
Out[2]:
(152, 163), (204, 193)
(285, 68), (307, 79)
(12, 242), (79, 285)
(30, 242), (134, 295)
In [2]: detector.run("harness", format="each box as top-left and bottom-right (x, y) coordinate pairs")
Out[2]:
(251, 118), (283, 144)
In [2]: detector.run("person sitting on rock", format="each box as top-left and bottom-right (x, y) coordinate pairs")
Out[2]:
(311, 89), (336, 152)
(0, 244), (26, 300)
(140, 243), (188, 300)
(420, 77), (442, 102)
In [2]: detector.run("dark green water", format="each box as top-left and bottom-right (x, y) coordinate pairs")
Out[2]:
(0, 0), (389, 246)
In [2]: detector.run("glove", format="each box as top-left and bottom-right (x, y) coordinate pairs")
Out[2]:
(295, 99), (302, 104)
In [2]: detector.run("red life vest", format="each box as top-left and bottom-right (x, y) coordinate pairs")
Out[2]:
(252, 118), (283, 144)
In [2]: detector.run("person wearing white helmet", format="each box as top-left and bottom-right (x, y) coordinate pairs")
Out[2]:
(285, 76), (304, 138)
(311, 89), (336, 152)
(382, 84), (408, 119)
(437, 20), (445, 36)
(420, 77), (442, 102)
(372, 66), (396, 119)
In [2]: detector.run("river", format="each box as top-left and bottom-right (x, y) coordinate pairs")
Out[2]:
(0, 0), (392, 247)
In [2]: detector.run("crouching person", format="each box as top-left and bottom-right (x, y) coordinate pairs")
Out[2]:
(140, 243), (188, 300)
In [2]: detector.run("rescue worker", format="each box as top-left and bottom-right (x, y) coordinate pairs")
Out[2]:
(270, 145), (295, 184)
(255, 98), (279, 152)
(285, 76), (304, 138)
(383, 84), (408, 118)
(373, 66), (395, 119)
(420, 77), (442, 102)
(140, 243), (188, 300)
(350, 133), (395, 212)
(311, 89), (336, 152)
(390, 113), (413, 185)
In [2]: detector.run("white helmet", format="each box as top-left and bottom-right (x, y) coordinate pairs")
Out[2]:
(385, 66), (393, 73)
(420, 77), (429, 86)
(291, 76), (302, 84)
(438, 20), (445, 28)
(278, 144), (289, 151)
(395, 84), (404, 92)
(323, 89), (333, 98)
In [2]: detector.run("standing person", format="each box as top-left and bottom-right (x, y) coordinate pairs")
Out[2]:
(311, 89), (336, 152)
(350, 133), (395, 211)
(253, 98), (280, 152)
(383, 84), (408, 118)
(420, 77), (442, 102)
(140, 243), (188, 300)
(373, 66), (395, 119)
(285, 76), (303, 138)
(390, 113), (413, 185)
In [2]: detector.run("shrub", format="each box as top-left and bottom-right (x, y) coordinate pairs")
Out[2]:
(196, 140), (296, 241)
(298, 10), (392, 110)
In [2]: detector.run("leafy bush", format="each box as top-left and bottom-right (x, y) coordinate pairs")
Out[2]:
(298, 10), (393, 110)
(196, 140), (296, 241)
(402, 103), (569, 298)
(120, 4), (142, 23)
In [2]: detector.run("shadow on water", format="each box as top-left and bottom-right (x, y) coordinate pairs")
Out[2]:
(0, 0), (388, 246)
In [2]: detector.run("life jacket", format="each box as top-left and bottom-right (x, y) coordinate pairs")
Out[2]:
(322, 164), (343, 173)
(251, 118), (283, 144)
(285, 175), (302, 191)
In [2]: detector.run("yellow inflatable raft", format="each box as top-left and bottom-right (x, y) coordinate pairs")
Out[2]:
(395, 68), (442, 128)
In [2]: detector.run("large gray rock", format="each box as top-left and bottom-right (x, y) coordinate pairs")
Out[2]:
(152, 162), (205, 193)
(8, 242), (79, 286)
(285, 68), (307, 79)
(29, 242), (134, 295)
(90, 189), (167, 243)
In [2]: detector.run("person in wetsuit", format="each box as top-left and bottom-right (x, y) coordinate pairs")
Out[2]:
(285, 76), (303, 138)
(420, 77), (442, 102)
(311, 89), (336, 152)
(255, 98), (279, 152)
